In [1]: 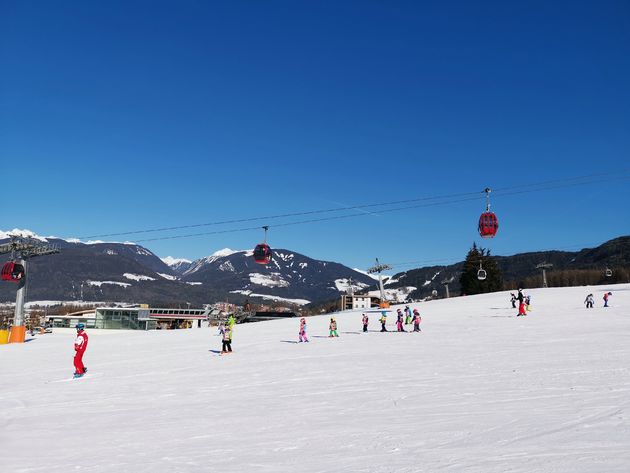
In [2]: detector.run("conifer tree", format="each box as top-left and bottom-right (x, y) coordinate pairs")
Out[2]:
(460, 243), (503, 295)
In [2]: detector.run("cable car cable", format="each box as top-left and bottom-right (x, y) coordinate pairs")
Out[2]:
(76, 170), (629, 240)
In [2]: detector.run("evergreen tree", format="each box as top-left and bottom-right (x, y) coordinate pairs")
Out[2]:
(460, 243), (503, 295)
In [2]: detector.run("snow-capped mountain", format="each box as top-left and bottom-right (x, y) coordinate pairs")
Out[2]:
(161, 256), (194, 275)
(0, 230), (375, 306)
(174, 248), (375, 304)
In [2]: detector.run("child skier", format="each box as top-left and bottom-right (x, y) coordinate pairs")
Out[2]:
(73, 323), (88, 378)
(362, 313), (369, 333)
(510, 293), (517, 309)
(603, 292), (612, 307)
(412, 309), (422, 332)
(396, 310), (406, 332)
(584, 294), (594, 309)
(380, 311), (388, 332)
(525, 295), (532, 311)
(299, 318), (309, 342)
(221, 325), (232, 354)
(516, 289), (527, 316)
(404, 306), (412, 325)
(329, 317), (338, 337)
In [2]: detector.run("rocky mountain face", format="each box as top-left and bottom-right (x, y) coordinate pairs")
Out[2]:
(0, 236), (374, 307)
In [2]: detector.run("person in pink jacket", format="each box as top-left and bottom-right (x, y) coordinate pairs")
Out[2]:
(299, 318), (309, 342)
(73, 323), (89, 378)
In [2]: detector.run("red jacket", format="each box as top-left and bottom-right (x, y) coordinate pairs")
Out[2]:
(74, 331), (88, 354)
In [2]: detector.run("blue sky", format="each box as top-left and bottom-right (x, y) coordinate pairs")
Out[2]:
(1, 1), (628, 271)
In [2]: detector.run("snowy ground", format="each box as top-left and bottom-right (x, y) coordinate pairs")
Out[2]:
(1, 284), (629, 473)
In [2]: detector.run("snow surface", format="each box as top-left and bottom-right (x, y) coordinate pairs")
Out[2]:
(86, 280), (132, 288)
(157, 273), (178, 281)
(2, 284), (630, 473)
(229, 290), (311, 306)
(249, 272), (290, 288)
(334, 278), (370, 292)
(123, 273), (156, 281)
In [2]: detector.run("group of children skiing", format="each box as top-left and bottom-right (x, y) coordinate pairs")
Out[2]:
(295, 305), (423, 343)
(584, 291), (612, 308)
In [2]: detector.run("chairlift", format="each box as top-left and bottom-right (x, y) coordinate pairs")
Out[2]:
(1, 261), (25, 283)
(253, 226), (272, 265)
(477, 261), (487, 281)
(478, 188), (499, 238)
(605, 267), (613, 278)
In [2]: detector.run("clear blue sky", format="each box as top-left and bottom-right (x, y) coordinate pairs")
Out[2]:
(1, 1), (628, 271)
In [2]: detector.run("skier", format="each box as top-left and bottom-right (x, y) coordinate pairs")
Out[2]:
(362, 313), (369, 333)
(525, 295), (532, 311)
(516, 289), (527, 316)
(584, 293), (594, 309)
(299, 318), (309, 342)
(396, 310), (406, 332)
(404, 306), (412, 325)
(510, 293), (517, 309)
(412, 309), (422, 332)
(603, 292), (612, 307)
(73, 323), (88, 378)
(221, 324), (232, 354)
(329, 317), (339, 337)
(379, 311), (388, 332)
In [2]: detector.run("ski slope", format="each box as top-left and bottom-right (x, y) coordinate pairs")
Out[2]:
(1, 284), (629, 473)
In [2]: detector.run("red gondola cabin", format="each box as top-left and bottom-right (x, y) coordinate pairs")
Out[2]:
(1, 262), (25, 283)
(253, 243), (272, 264)
(478, 212), (499, 238)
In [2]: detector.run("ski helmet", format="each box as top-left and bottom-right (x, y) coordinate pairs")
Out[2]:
(75, 323), (85, 330)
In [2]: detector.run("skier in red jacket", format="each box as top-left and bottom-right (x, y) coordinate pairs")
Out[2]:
(73, 323), (89, 378)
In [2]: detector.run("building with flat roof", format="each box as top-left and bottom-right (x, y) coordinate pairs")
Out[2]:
(48, 306), (209, 330)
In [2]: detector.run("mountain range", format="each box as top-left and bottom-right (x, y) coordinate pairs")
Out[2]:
(1, 230), (628, 308)
(0, 230), (375, 307)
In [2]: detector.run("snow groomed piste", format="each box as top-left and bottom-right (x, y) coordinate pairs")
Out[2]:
(1, 284), (629, 473)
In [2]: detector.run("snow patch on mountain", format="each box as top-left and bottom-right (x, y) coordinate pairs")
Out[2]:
(368, 286), (416, 302)
(230, 290), (310, 305)
(87, 280), (131, 288)
(249, 273), (290, 288)
(186, 282), (202, 286)
(218, 261), (236, 272)
(157, 273), (178, 281)
(423, 271), (441, 286)
(123, 273), (156, 281)
(334, 278), (370, 292)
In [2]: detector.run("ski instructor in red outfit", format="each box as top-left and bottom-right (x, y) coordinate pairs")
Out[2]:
(73, 323), (88, 378)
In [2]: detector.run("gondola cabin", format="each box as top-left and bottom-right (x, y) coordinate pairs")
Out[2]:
(253, 243), (272, 265)
(1, 262), (25, 283)
(605, 268), (613, 278)
(478, 212), (499, 238)
(477, 268), (487, 281)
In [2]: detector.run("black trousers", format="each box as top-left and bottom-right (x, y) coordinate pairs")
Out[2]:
(363, 325), (368, 332)
(381, 323), (387, 332)
(222, 340), (232, 352)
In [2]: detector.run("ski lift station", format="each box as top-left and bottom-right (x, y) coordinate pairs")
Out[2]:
(47, 306), (210, 330)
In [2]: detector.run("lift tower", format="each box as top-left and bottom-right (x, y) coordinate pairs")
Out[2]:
(367, 258), (392, 308)
(0, 237), (59, 343)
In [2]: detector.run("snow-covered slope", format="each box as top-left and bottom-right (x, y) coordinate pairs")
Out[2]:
(2, 284), (629, 472)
